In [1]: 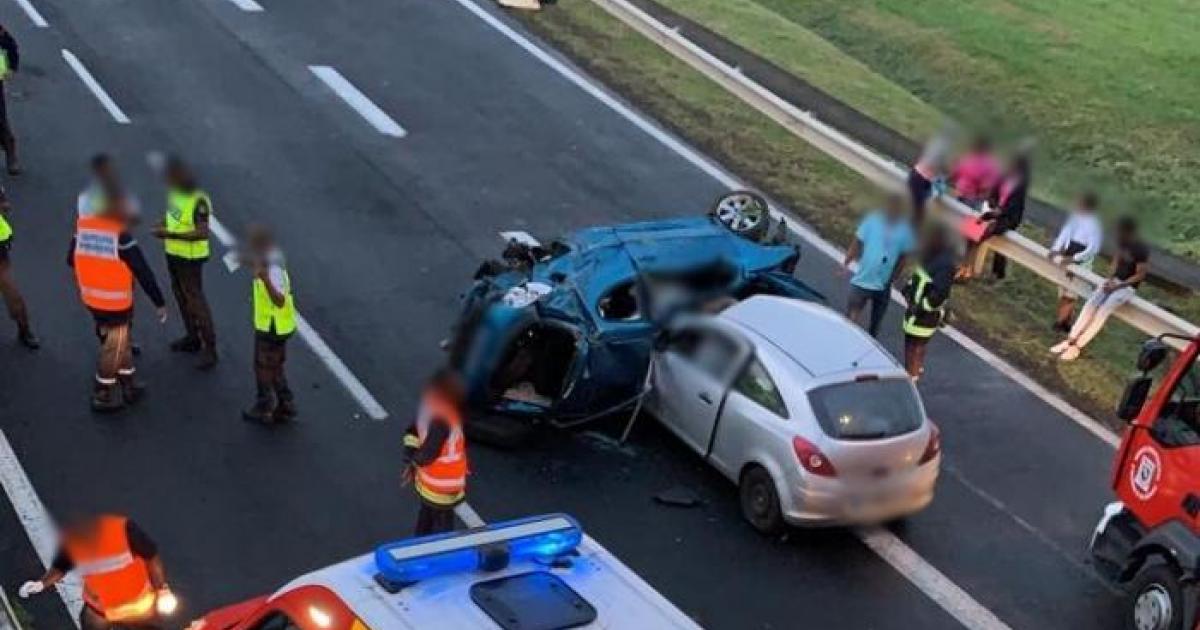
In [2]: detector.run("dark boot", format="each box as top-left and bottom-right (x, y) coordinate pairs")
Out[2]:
(169, 336), (200, 353)
(273, 390), (297, 422)
(17, 327), (38, 350)
(242, 386), (276, 423)
(119, 373), (146, 405)
(4, 138), (20, 176)
(91, 381), (124, 413)
(195, 347), (218, 371)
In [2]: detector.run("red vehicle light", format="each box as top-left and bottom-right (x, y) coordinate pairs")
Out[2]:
(793, 436), (837, 477)
(918, 421), (941, 465)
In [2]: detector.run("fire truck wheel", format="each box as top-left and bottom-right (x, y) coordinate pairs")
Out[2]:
(1127, 563), (1185, 630)
(740, 466), (784, 535)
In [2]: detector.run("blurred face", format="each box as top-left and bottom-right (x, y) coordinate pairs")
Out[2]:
(247, 228), (272, 255)
(62, 515), (101, 543)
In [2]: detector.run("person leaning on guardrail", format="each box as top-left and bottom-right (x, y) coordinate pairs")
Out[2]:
(907, 130), (953, 225)
(1047, 192), (1103, 333)
(950, 136), (1000, 210)
(958, 153), (1031, 281)
(1051, 216), (1149, 362)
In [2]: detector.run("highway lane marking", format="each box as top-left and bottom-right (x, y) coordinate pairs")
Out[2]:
(61, 49), (131, 124)
(454, 502), (486, 528)
(499, 231), (542, 247)
(858, 527), (1011, 630)
(224, 0), (265, 11)
(0, 431), (84, 627)
(452, 0), (1055, 625)
(11, 0), (48, 27)
(308, 66), (407, 138)
(207, 214), (389, 420)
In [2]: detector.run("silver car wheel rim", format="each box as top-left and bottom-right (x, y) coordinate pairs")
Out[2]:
(716, 194), (763, 233)
(1133, 584), (1173, 630)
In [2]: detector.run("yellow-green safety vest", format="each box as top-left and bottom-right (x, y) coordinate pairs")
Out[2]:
(164, 188), (211, 260)
(902, 266), (945, 338)
(0, 51), (9, 82)
(253, 266), (297, 336)
(0, 212), (11, 243)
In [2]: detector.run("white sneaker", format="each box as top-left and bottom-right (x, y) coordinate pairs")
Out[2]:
(498, 0), (541, 9)
(1059, 345), (1081, 361)
(1050, 340), (1072, 354)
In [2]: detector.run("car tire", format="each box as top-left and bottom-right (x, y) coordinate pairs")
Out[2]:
(739, 466), (785, 535)
(465, 414), (534, 450)
(1126, 562), (1188, 630)
(711, 190), (770, 242)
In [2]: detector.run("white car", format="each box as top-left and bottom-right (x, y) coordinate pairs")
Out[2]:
(646, 295), (941, 532)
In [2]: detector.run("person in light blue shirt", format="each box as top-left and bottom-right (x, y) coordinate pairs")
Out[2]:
(840, 194), (915, 336)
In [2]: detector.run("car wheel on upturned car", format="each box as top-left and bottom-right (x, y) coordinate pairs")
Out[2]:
(1126, 563), (1189, 630)
(740, 466), (785, 535)
(712, 190), (770, 242)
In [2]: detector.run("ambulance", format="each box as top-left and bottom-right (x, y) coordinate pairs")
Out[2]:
(188, 514), (700, 629)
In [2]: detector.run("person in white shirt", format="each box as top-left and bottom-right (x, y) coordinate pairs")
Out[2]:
(1047, 192), (1103, 332)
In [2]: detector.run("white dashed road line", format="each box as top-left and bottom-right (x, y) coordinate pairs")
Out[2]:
(224, 0), (265, 12)
(0, 431), (83, 627)
(308, 66), (407, 138)
(61, 49), (130, 124)
(208, 216), (389, 420)
(11, 0), (48, 27)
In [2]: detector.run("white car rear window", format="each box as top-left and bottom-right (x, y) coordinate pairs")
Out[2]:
(807, 378), (922, 440)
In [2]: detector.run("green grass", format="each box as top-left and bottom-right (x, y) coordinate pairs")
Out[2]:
(516, 0), (1173, 425)
(668, 0), (1200, 258)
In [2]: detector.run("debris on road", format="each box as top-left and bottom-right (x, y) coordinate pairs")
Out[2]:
(654, 486), (701, 508)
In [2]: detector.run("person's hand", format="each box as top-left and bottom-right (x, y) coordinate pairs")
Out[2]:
(836, 264), (850, 278)
(18, 580), (44, 598)
(155, 587), (178, 616)
(151, 225), (168, 239)
(1102, 279), (1118, 294)
(400, 465), (414, 488)
(156, 306), (168, 324)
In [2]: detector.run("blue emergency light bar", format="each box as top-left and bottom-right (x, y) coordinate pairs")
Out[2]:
(374, 514), (582, 584)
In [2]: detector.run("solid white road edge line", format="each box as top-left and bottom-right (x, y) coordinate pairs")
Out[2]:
(12, 0), (48, 27)
(208, 216), (389, 420)
(0, 431), (83, 627)
(308, 66), (407, 138)
(60, 50), (131, 125)
(225, 0), (265, 12)
(450, 0), (1058, 626)
(858, 527), (1012, 630)
(454, 502), (486, 528)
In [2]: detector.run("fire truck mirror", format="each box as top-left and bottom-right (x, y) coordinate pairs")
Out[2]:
(1136, 339), (1170, 373)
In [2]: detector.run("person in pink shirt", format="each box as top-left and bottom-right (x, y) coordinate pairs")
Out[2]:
(951, 136), (1000, 208)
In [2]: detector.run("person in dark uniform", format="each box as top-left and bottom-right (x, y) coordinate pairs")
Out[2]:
(0, 185), (36, 347)
(0, 23), (21, 175)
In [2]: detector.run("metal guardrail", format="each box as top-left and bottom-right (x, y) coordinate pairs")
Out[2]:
(587, 0), (1199, 347)
(0, 588), (21, 630)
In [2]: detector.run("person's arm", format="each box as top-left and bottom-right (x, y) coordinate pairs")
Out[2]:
(0, 31), (20, 72)
(889, 254), (909, 286)
(409, 419), (450, 467)
(256, 262), (287, 308)
(1074, 220), (1102, 263)
(841, 238), (862, 271)
(924, 264), (955, 309)
(126, 520), (166, 590)
(117, 234), (166, 309)
(66, 236), (77, 267)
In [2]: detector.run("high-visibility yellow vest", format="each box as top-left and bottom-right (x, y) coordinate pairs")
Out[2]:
(0, 212), (11, 243)
(0, 51), (10, 82)
(902, 266), (945, 339)
(163, 188), (211, 260)
(253, 265), (296, 336)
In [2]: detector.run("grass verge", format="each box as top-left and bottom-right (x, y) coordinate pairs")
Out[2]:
(516, 0), (1166, 426)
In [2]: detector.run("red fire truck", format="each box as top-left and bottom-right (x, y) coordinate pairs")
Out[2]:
(1091, 335), (1200, 630)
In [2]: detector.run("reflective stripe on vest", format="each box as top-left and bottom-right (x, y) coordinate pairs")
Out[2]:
(74, 216), (133, 312)
(902, 266), (944, 338)
(253, 267), (297, 336)
(64, 515), (153, 618)
(414, 393), (468, 504)
(163, 189), (211, 260)
(0, 212), (11, 243)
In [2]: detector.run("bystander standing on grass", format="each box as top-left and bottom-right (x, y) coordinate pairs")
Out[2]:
(840, 193), (914, 337)
(1051, 217), (1148, 362)
(1048, 192), (1103, 333)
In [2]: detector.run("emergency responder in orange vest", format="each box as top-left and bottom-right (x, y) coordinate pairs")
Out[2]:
(403, 368), (469, 536)
(151, 156), (217, 369)
(69, 186), (167, 412)
(0, 185), (37, 348)
(18, 513), (177, 630)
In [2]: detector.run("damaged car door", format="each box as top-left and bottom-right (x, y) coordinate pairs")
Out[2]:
(652, 320), (751, 455)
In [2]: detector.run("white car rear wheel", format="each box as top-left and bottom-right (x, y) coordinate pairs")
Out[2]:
(740, 466), (785, 535)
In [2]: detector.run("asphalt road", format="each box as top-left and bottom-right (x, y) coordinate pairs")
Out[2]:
(0, 0), (1130, 628)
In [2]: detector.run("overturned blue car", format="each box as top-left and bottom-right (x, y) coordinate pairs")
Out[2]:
(446, 192), (823, 436)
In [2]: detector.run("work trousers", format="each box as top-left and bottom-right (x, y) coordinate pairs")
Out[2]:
(0, 255), (30, 332)
(1069, 286), (1135, 349)
(0, 82), (15, 166)
(414, 501), (456, 537)
(79, 606), (161, 630)
(96, 320), (134, 385)
(253, 334), (293, 408)
(167, 256), (215, 349)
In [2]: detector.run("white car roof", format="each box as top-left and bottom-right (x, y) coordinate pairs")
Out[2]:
(272, 534), (699, 629)
(720, 295), (900, 380)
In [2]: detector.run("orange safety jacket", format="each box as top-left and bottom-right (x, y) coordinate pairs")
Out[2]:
(74, 215), (133, 313)
(410, 392), (468, 505)
(63, 515), (155, 621)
